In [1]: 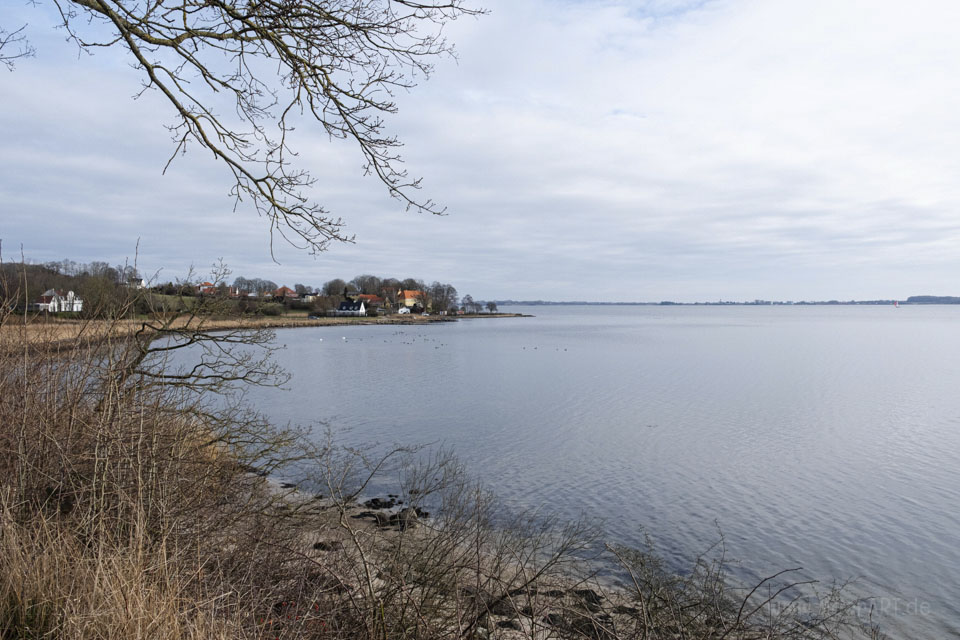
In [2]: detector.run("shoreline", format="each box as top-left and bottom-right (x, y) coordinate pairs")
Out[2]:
(0, 312), (531, 352)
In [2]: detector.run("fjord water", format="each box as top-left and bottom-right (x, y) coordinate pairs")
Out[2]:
(245, 305), (960, 638)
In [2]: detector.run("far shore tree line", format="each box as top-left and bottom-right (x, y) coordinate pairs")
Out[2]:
(1, 259), (499, 319)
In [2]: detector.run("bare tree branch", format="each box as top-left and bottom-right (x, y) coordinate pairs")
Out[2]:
(0, 24), (35, 70)
(23, 0), (483, 254)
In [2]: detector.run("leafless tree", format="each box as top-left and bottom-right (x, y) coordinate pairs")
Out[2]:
(13, 0), (482, 254)
(350, 274), (382, 295)
(322, 278), (348, 297)
(380, 277), (401, 302)
(0, 24), (33, 70)
(461, 293), (481, 314)
(401, 277), (425, 292)
(429, 281), (458, 313)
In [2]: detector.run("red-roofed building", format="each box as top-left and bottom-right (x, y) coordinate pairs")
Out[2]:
(273, 286), (299, 300)
(357, 294), (384, 308)
(396, 290), (425, 309)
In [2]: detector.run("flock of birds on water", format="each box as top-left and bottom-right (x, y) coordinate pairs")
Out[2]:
(313, 330), (566, 351)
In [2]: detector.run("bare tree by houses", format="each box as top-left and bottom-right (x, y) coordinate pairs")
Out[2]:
(350, 274), (383, 296)
(461, 294), (482, 314)
(380, 278), (402, 307)
(429, 281), (459, 314)
(322, 279), (349, 297)
(401, 278), (427, 293)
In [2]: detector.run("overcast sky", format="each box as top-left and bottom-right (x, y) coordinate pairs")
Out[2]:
(3, 0), (960, 302)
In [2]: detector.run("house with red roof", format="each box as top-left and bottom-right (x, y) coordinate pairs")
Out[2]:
(195, 281), (223, 296)
(396, 290), (426, 310)
(356, 293), (385, 309)
(273, 286), (299, 300)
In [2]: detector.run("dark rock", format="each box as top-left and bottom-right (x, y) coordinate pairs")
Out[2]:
(572, 589), (603, 606)
(279, 482), (297, 489)
(569, 613), (616, 640)
(305, 571), (340, 590)
(385, 507), (417, 530)
(543, 589), (566, 598)
(459, 585), (485, 598)
(496, 620), (522, 630)
(312, 540), (344, 552)
(542, 613), (567, 628)
(486, 597), (515, 617)
(363, 497), (395, 509)
(352, 511), (392, 526)
(613, 605), (639, 616)
(238, 463), (268, 477)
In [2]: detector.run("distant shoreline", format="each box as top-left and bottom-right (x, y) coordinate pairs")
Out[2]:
(498, 299), (958, 306)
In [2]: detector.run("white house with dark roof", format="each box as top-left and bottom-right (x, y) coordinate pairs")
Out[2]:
(332, 300), (366, 317)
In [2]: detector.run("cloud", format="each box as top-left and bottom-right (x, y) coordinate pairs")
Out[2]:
(3, 0), (960, 301)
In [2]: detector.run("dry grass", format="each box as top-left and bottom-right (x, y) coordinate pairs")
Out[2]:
(0, 312), (502, 351)
(0, 513), (239, 640)
(0, 289), (879, 640)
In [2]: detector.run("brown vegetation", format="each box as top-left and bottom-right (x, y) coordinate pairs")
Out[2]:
(0, 313), (459, 350)
(0, 311), (530, 353)
(0, 277), (879, 640)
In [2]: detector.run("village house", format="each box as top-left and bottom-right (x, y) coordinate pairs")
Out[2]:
(196, 282), (245, 297)
(396, 290), (425, 311)
(272, 286), (299, 301)
(35, 289), (84, 313)
(332, 300), (366, 317)
(356, 293), (384, 311)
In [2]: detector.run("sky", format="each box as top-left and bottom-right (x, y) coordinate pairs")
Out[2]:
(3, 0), (960, 302)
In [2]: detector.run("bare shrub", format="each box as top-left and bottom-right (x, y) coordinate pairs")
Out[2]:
(0, 257), (881, 640)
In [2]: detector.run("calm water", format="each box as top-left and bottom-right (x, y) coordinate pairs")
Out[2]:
(223, 305), (960, 638)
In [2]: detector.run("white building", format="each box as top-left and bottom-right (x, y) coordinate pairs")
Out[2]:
(332, 300), (366, 317)
(37, 289), (84, 313)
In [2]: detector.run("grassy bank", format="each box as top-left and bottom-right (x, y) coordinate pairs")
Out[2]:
(0, 312), (528, 351)
(0, 310), (877, 640)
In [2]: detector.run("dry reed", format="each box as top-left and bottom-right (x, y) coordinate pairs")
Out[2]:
(0, 269), (881, 640)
